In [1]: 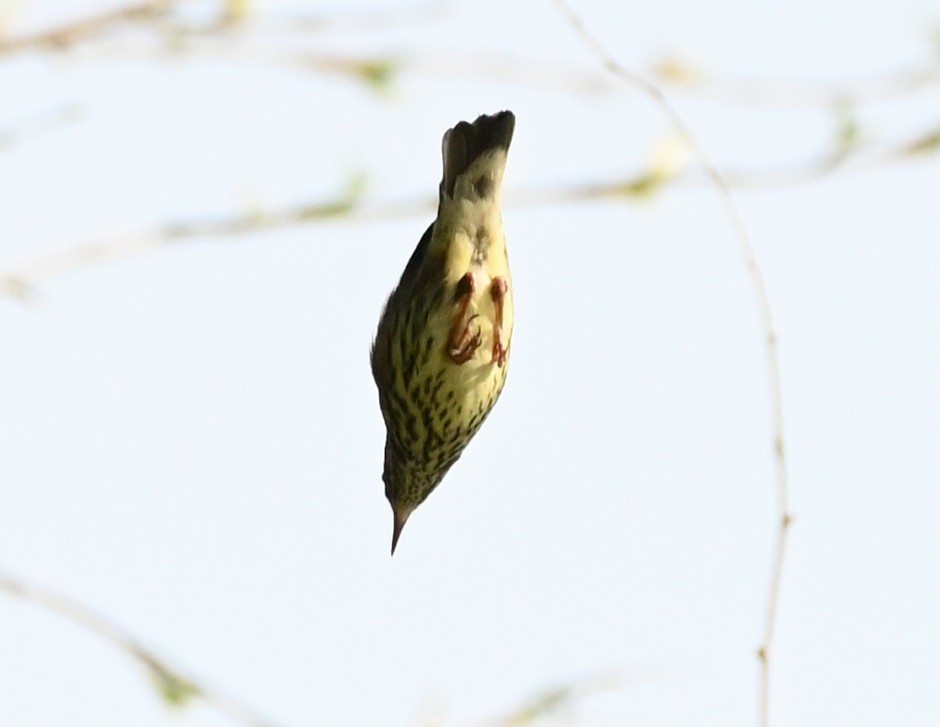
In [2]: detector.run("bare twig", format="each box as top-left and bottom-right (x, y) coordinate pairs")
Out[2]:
(551, 3), (792, 727)
(0, 567), (282, 727)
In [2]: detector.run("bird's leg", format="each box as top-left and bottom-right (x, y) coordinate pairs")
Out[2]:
(491, 276), (508, 367)
(447, 272), (481, 364)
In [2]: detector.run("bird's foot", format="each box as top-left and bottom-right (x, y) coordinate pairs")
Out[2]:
(448, 273), (481, 364)
(448, 319), (481, 363)
(490, 276), (508, 367)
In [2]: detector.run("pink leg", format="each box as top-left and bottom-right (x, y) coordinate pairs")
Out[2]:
(447, 273), (481, 364)
(491, 277), (508, 367)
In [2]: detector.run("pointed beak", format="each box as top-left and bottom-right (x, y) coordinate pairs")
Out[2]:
(390, 506), (413, 556)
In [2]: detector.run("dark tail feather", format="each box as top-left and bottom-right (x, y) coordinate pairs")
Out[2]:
(441, 110), (515, 197)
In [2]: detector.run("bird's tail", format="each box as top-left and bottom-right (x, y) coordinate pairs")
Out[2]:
(440, 111), (515, 198)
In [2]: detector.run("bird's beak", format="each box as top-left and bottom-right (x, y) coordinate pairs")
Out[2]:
(390, 505), (413, 556)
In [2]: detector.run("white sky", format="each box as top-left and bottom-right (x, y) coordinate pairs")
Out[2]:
(1, 1), (938, 726)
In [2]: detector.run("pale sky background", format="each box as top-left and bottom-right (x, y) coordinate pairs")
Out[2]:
(1, 1), (938, 726)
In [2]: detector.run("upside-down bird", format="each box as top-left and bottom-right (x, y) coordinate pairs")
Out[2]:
(371, 111), (516, 555)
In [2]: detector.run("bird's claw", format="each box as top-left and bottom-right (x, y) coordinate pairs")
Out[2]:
(448, 273), (509, 367)
(490, 276), (508, 367)
(448, 319), (482, 363)
(447, 273), (479, 365)
(492, 337), (507, 367)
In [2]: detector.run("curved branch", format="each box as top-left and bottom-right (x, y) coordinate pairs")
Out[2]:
(0, 567), (282, 727)
(551, 4), (792, 727)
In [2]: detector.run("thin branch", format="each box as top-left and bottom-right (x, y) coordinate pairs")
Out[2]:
(0, 567), (283, 727)
(550, 3), (792, 727)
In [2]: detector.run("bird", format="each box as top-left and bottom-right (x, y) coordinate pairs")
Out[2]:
(371, 110), (516, 555)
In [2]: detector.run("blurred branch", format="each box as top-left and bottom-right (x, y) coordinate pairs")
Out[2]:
(266, 2), (447, 34)
(652, 56), (940, 107)
(1, 560), (617, 727)
(4, 118), (939, 300)
(477, 672), (623, 727)
(0, 0), (444, 59)
(66, 35), (612, 95)
(0, 1), (607, 95)
(0, 0), (184, 56)
(0, 567), (282, 727)
(703, 117), (940, 188)
(1, 0), (936, 106)
(199, 48), (608, 95)
(0, 174), (370, 301)
(256, 49), (611, 94)
(551, 4), (792, 727)
(0, 0), (432, 60)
